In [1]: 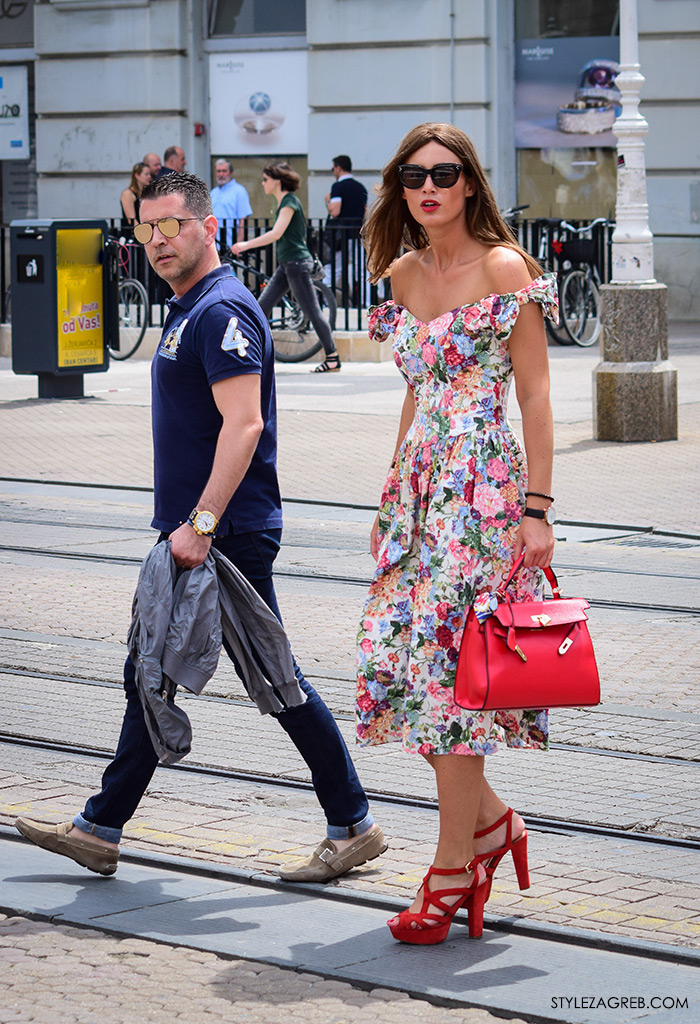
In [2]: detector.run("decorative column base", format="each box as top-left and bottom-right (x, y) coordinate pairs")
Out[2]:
(593, 283), (678, 442)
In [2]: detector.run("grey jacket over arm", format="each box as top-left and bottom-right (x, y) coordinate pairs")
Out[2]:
(128, 541), (306, 765)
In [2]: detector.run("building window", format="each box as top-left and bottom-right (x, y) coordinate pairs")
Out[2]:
(208, 0), (306, 38)
(515, 1), (619, 39)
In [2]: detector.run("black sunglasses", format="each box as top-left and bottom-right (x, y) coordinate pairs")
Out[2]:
(398, 163), (466, 189)
(134, 217), (204, 244)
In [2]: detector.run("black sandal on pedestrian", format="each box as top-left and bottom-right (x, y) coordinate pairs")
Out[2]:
(312, 352), (341, 373)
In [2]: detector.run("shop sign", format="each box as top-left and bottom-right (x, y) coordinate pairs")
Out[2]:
(0, 65), (29, 160)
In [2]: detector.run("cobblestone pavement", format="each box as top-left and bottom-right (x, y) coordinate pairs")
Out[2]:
(1, 333), (699, 1013)
(0, 913), (516, 1024)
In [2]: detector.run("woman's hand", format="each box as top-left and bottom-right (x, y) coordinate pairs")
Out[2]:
(513, 516), (555, 569)
(370, 513), (381, 561)
(231, 242), (245, 256)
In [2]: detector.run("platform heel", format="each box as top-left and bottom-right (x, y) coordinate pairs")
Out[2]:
(387, 860), (488, 945)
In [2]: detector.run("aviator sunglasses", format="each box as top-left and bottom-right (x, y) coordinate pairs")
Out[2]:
(398, 163), (466, 189)
(134, 216), (204, 244)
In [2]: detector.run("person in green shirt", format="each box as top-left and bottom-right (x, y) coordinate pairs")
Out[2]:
(232, 161), (340, 373)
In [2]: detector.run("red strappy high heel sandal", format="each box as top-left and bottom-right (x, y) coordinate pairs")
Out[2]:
(473, 807), (530, 900)
(387, 860), (488, 944)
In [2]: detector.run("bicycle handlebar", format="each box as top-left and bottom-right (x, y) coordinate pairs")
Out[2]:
(220, 250), (266, 280)
(558, 217), (610, 234)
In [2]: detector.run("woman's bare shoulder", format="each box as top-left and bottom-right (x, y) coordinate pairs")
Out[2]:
(389, 250), (425, 304)
(483, 245), (532, 294)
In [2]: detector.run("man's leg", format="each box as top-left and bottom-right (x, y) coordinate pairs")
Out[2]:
(214, 529), (386, 879)
(15, 655), (159, 873)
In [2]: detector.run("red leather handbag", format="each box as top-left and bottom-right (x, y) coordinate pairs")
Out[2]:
(455, 555), (600, 712)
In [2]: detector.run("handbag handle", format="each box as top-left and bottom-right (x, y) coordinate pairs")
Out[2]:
(499, 554), (561, 599)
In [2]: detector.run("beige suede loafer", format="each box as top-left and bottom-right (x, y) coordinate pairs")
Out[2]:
(279, 824), (387, 883)
(15, 818), (119, 876)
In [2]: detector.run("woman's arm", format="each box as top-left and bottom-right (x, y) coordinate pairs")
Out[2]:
(370, 385), (415, 560)
(121, 188), (136, 223)
(481, 247), (554, 569)
(509, 300), (555, 569)
(231, 206), (294, 255)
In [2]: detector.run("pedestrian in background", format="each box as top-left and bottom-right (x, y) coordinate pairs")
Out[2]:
(232, 160), (341, 374)
(158, 146), (186, 176)
(357, 122), (558, 944)
(324, 154), (368, 303)
(210, 158), (253, 247)
(143, 152), (163, 178)
(119, 161), (152, 226)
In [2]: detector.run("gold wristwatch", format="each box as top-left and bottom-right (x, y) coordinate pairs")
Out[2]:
(187, 508), (219, 537)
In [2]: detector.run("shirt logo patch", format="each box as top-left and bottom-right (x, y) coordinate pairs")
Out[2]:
(159, 318), (188, 360)
(222, 316), (250, 358)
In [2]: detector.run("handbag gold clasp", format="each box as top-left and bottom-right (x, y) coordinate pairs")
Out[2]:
(515, 645), (527, 662)
(531, 613), (551, 626)
(558, 637), (573, 655)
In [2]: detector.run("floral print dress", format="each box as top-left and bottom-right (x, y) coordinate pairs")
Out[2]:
(356, 273), (558, 756)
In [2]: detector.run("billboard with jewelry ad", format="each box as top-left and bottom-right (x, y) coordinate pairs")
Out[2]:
(515, 36), (621, 149)
(209, 51), (309, 156)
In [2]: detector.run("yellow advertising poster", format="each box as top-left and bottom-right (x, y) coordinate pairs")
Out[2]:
(56, 229), (105, 368)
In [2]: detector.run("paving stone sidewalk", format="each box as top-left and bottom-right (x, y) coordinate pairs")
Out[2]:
(0, 913), (513, 1024)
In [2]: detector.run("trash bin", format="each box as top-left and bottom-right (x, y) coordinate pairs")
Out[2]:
(11, 219), (115, 398)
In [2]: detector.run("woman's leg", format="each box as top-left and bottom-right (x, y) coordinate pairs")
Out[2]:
(401, 753), (485, 917)
(474, 778), (526, 857)
(284, 261), (337, 357)
(257, 264), (290, 318)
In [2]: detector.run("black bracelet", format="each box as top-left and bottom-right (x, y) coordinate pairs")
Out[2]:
(525, 490), (554, 503)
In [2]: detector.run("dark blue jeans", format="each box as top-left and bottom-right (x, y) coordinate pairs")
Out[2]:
(258, 258), (336, 357)
(76, 529), (371, 843)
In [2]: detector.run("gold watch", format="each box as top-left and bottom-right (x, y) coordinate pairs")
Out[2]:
(187, 508), (219, 536)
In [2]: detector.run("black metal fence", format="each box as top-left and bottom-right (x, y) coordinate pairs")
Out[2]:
(0, 218), (614, 331)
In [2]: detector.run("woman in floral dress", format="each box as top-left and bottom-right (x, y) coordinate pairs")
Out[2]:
(356, 123), (557, 944)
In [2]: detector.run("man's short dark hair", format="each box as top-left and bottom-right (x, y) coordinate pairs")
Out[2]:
(163, 145), (180, 164)
(140, 172), (213, 218)
(332, 155), (352, 173)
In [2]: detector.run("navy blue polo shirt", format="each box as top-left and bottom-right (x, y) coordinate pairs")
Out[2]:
(151, 265), (282, 536)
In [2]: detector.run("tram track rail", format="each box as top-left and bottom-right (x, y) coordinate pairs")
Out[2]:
(2, 730), (700, 854)
(1, 541), (698, 616)
(2, 474), (700, 543)
(2, 663), (699, 769)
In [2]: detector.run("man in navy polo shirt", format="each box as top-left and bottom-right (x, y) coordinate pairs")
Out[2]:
(15, 173), (386, 884)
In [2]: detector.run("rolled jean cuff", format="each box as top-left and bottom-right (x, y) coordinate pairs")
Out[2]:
(326, 811), (374, 841)
(73, 812), (122, 845)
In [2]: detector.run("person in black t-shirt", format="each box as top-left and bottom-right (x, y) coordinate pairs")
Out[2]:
(324, 155), (368, 303)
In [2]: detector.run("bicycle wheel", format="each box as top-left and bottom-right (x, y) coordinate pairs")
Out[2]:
(544, 275), (574, 345)
(561, 270), (601, 347)
(111, 278), (149, 360)
(272, 283), (337, 363)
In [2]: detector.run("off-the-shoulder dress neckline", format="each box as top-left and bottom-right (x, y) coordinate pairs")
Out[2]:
(383, 273), (551, 327)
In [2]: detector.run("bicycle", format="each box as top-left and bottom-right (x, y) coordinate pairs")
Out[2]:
(108, 237), (150, 360)
(533, 219), (577, 346)
(553, 218), (609, 347)
(220, 249), (337, 363)
(500, 203), (530, 240)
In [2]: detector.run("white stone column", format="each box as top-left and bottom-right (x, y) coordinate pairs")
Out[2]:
(610, 0), (654, 284)
(592, 0), (677, 443)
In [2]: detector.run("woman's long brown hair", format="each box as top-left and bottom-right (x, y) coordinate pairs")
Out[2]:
(363, 122), (541, 283)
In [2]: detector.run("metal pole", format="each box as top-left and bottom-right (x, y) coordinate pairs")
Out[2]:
(449, 0), (455, 123)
